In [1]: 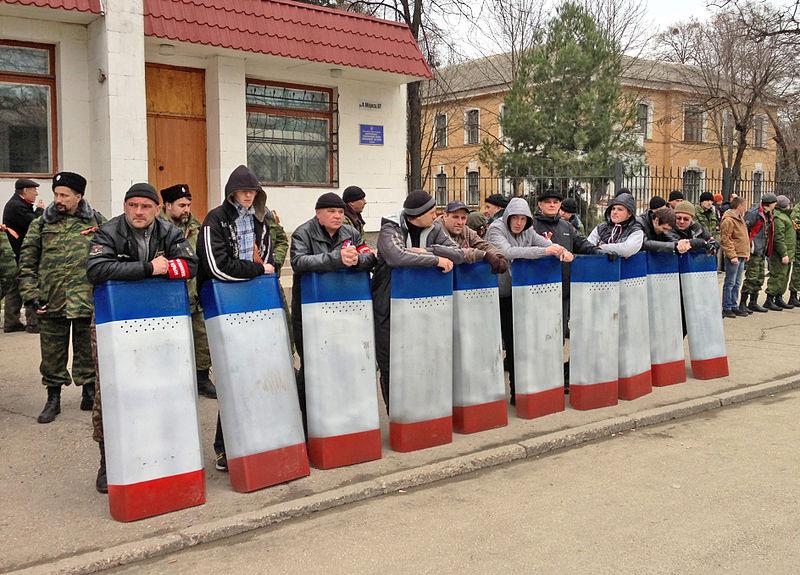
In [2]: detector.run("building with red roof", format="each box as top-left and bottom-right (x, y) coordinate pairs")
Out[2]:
(0, 0), (430, 229)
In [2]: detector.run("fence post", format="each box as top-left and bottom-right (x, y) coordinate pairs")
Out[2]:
(722, 167), (732, 202)
(614, 162), (624, 193)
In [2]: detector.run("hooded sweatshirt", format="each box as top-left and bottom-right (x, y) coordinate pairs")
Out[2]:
(486, 197), (553, 298)
(587, 193), (644, 258)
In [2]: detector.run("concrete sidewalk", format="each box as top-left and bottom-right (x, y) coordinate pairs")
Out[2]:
(1, 306), (799, 575)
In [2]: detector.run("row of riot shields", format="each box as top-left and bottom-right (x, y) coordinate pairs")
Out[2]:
(93, 251), (727, 521)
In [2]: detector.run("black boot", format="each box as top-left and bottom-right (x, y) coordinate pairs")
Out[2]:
(37, 386), (61, 424)
(80, 384), (95, 411)
(196, 369), (217, 399)
(776, 294), (794, 309)
(764, 295), (783, 311)
(738, 293), (753, 315)
(96, 442), (107, 494)
(788, 291), (800, 307)
(748, 293), (768, 313)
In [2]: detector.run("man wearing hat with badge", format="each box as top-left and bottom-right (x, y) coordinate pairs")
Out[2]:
(86, 182), (199, 493)
(342, 185), (367, 237)
(159, 184), (216, 398)
(18, 172), (105, 424)
(371, 190), (464, 411)
(3, 177), (44, 333)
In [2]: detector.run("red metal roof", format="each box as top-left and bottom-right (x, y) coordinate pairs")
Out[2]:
(0, 0), (101, 13)
(144, 0), (432, 79)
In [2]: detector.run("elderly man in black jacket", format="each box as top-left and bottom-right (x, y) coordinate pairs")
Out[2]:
(3, 178), (44, 332)
(86, 182), (198, 493)
(290, 192), (377, 427)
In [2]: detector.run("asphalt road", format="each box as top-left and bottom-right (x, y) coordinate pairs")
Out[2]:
(111, 389), (800, 575)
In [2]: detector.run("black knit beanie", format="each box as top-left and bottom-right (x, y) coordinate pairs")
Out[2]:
(699, 191), (714, 203)
(403, 190), (436, 216)
(342, 186), (366, 203)
(649, 196), (667, 210)
(124, 183), (159, 204)
(315, 192), (346, 210)
(668, 190), (684, 202)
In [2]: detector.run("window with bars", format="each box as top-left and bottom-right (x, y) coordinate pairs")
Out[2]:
(465, 109), (479, 145)
(435, 172), (448, 206)
(434, 113), (447, 148)
(467, 171), (480, 206)
(683, 168), (702, 198)
(753, 171), (763, 195)
(683, 106), (703, 143)
(245, 80), (337, 186)
(0, 41), (56, 175)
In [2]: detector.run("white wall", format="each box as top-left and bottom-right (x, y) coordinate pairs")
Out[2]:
(242, 61), (408, 233)
(0, 16), (91, 211)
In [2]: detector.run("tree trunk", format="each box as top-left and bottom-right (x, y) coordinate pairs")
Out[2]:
(407, 81), (423, 193)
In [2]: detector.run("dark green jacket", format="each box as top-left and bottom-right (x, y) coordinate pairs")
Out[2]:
(267, 210), (289, 271)
(18, 200), (106, 318)
(0, 229), (16, 295)
(773, 207), (795, 260)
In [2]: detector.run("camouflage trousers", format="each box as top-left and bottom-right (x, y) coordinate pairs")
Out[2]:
(91, 320), (103, 443)
(3, 279), (38, 330)
(192, 310), (211, 371)
(791, 252), (800, 293)
(38, 315), (94, 388)
(742, 255), (766, 295)
(766, 256), (792, 296)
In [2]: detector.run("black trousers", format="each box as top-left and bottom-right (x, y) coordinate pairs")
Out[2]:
(499, 296), (515, 399)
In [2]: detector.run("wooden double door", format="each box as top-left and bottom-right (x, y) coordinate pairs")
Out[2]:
(146, 64), (209, 218)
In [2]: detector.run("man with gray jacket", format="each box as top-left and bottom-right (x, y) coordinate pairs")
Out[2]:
(372, 191), (464, 412)
(486, 197), (569, 403)
(290, 192), (377, 427)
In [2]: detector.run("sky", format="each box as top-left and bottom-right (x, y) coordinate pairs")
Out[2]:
(440, 0), (717, 60)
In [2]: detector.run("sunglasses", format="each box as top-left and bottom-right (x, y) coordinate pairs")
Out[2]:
(675, 215), (692, 222)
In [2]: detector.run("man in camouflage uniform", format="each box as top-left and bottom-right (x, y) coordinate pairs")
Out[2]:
(0, 224), (16, 298)
(159, 184), (216, 398)
(342, 185), (367, 237)
(789, 200), (800, 307)
(765, 195), (795, 309)
(18, 172), (105, 423)
(265, 198), (293, 344)
(695, 192), (720, 239)
(743, 193), (777, 312)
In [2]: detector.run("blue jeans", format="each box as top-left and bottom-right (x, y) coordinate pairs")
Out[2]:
(722, 258), (745, 310)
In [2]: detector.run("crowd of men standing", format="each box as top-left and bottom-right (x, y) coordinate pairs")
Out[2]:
(2, 169), (798, 496)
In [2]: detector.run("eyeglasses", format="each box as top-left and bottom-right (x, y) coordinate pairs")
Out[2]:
(675, 216), (692, 222)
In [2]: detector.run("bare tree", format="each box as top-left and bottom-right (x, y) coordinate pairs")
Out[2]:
(711, 0), (800, 45)
(655, 7), (797, 190)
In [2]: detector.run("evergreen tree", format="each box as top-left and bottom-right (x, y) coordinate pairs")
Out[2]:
(481, 2), (641, 186)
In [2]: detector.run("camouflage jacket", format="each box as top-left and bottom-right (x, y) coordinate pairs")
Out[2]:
(695, 205), (720, 240)
(266, 209), (289, 272)
(0, 227), (16, 293)
(159, 209), (202, 310)
(791, 203), (800, 244)
(773, 207), (795, 260)
(18, 200), (106, 318)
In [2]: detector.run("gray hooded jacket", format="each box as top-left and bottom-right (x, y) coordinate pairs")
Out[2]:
(486, 197), (553, 297)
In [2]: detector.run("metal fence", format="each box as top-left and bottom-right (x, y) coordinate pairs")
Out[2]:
(431, 164), (799, 231)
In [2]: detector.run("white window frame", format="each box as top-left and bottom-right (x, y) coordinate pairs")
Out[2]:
(465, 170), (480, 206)
(464, 108), (480, 145)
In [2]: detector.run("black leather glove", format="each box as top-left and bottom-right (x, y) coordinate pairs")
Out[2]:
(689, 238), (707, 250)
(705, 238), (720, 255)
(484, 251), (509, 274)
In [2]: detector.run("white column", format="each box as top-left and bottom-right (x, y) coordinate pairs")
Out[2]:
(88, 0), (148, 218)
(205, 55), (247, 207)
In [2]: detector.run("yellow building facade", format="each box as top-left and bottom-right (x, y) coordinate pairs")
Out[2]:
(422, 54), (778, 208)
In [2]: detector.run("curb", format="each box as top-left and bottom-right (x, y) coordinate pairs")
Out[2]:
(12, 375), (800, 575)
